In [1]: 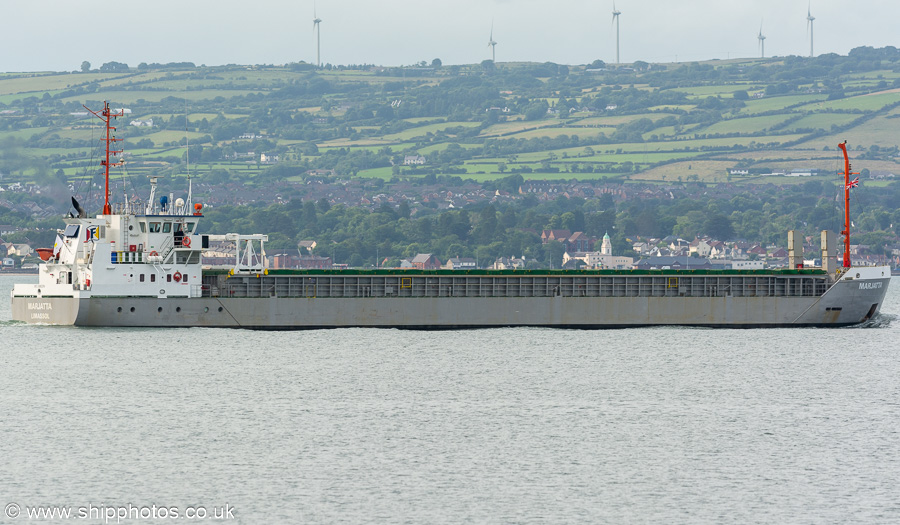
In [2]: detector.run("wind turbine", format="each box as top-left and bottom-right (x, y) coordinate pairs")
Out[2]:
(313, 5), (322, 68)
(488, 22), (497, 62)
(806, 3), (815, 57)
(611, 2), (621, 65)
(758, 23), (766, 59)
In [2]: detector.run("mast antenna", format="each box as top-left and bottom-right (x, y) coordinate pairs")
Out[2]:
(185, 98), (192, 213)
(84, 101), (124, 214)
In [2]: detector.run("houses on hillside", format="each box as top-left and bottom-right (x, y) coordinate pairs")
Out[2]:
(443, 256), (477, 270)
(540, 229), (597, 253)
(411, 253), (441, 270)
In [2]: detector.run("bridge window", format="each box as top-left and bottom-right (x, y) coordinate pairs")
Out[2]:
(149, 222), (161, 233)
(162, 222), (172, 233)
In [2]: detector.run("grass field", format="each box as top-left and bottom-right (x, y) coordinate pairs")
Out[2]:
(864, 180), (896, 187)
(5, 61), (900, 189)
(417, 143), (481, 155)
(140, 130), (210, 144)
(316, 142), (420, 152)
(667, 84), (761, 98)
(58, 89), (266, 104)
(141, 112), (245, 122)
(795, 91), (900, 112)
(355, 167), (395, 180)
(403, 117), (444, 124)
(501, 127), (605, 140)
(0, 90), (68, 105)
(727, 150), (845, 161)
(316, 138), (401, 148)
(646, 105), (696, 112)
(0, 126), (51, 141)
(380, 121), (480, 141)
(96, 72), (173, 88)
(612, 134), (811, 154)
(847, 70), (900, 80)
(641, 123), (704, 140)
(0, 72), (125, 96)
(573, 113), (673, 127)
(697, 114), (793, 135)
(634, 160), (736, 182)
(479, 120), (561, 137)
(781, 113), (860, 132)
(737, 94), (827, 115)
(796, 111), (900, 150)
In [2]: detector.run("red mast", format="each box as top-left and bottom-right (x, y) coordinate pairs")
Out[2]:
(837, 141), (858, 269)
(84, 101), (124, 214)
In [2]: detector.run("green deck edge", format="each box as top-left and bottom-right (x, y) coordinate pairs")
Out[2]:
(204, 268), (829, 277)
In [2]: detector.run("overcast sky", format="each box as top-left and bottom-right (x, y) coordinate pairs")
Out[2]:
(3, 0), (898, 72)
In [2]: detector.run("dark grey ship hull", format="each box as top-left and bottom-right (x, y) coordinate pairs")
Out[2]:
(11, 268), (891, 329)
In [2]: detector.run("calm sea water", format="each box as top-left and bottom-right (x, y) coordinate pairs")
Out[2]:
(2, 274), (900, 524)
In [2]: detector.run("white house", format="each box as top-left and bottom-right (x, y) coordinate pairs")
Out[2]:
(403, 155), (426, 166)
(6, 243), (33, 257)
(492, 256), (526, 270)
(444, 257), (477, 270)
(732, 260), (765, 270)
(689, 238), (713, 258)
(563, 251), (633, 270)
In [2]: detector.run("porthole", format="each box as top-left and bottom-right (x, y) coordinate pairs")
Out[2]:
(204, 307), (209, 313)
(117, 307), (122, 312)
(176, 307), (182, 313)
(218, 306), (223, 312)
(157, 307), (163, 313)
(130, 307), (135, 312)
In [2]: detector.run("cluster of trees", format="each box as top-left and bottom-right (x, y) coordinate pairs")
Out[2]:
(191, 175), (900, 268)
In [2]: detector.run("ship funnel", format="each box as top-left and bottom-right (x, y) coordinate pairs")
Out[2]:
(71, 196), (86, 218)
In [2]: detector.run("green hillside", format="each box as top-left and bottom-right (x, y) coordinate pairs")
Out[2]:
(2, 51), (900, 188)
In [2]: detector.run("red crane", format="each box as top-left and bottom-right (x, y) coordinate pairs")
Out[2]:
(837, 141), (859, 269)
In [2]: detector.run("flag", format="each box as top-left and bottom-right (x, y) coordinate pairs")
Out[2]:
(53, 235), (63, 258)
(846, 177), (859, 190)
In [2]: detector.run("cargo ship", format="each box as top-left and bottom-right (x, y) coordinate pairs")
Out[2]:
(9, 103), (891, 328)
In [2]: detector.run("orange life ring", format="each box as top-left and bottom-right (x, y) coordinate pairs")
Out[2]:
(149, 251), (159, 257)
(182, 237), (191, 248)
(173, 271), (182, 282)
